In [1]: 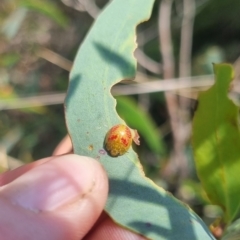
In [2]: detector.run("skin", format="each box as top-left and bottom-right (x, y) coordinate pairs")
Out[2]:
(0, 135), (146, 240)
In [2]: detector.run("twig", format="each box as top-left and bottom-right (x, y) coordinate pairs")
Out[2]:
(61, 0), (100, 18)
(61, 0), (85, 12)
(158, 0), (188, 178)
(178, 0), (196, 172)
(137, 23), (158, 47)
(37, 48), (72, 71)
(0, 92), (66, 110)
(158, 0), (178, 136)
(179, 0), (196, 77)
(0, 75), (216, 110)
(37, 46), (162, 76)
(113, 75), (213, 95)
(135, 48), (162, 74)
(159, 0), (175, 79)
(81, 0), (100, 18)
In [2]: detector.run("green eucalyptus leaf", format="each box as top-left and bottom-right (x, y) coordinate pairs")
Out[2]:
(116, 96), (165, 155)
(65, 0), (214, 239)
(192, 64), (240, 224)
(19, 0), (68, 27)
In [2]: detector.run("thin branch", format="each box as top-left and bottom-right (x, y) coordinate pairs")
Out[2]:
(158, 0), (189, 178)
(61, 0), (100, 18)
(158, 0), (179, 141)
(179, 0), (196, 77)
(3, 74), (240, 110)
(37, 47), (72, 71)
(38, 46), (162, 75)
(137, 23), (158, 47)
(113, 75), (214, 95)
(61, 0), (86, 11)
(134, 48), (162, 74)
(0, 93), (66, 110)
(0, 75), (216, 110)
(177, 0), (196, 166)
(81, 0), (100, 18)
(159, 0), (175, 79)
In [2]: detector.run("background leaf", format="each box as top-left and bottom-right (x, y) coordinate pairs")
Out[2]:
(1, 8), (28, 39)
(222, 218), (240, 240)
(65, 0), (214, 239)
(192, 64), (240, 224)
(116, 96), (165, 155)
(19, 0), (68, 27)
(0, 53), (20, 67)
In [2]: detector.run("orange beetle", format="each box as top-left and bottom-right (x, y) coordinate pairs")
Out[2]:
(104, 124), (140, 157)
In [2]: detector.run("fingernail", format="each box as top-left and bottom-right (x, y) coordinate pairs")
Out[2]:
(0, 155), (98, 212)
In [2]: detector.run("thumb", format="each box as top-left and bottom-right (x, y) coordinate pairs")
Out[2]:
(0, 154), (108, 240)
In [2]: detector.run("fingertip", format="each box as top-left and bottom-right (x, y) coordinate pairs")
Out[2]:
(84, 214), (146, 240)
(0, 157), (52, 186)
(1, 154), (108, 212)
(0, 154), (109, 240)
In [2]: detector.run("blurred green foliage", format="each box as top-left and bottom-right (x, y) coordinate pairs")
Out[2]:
(19, 0), (68, 27)
(193, 64), (240, 225)
(116, 96), (165, 155)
